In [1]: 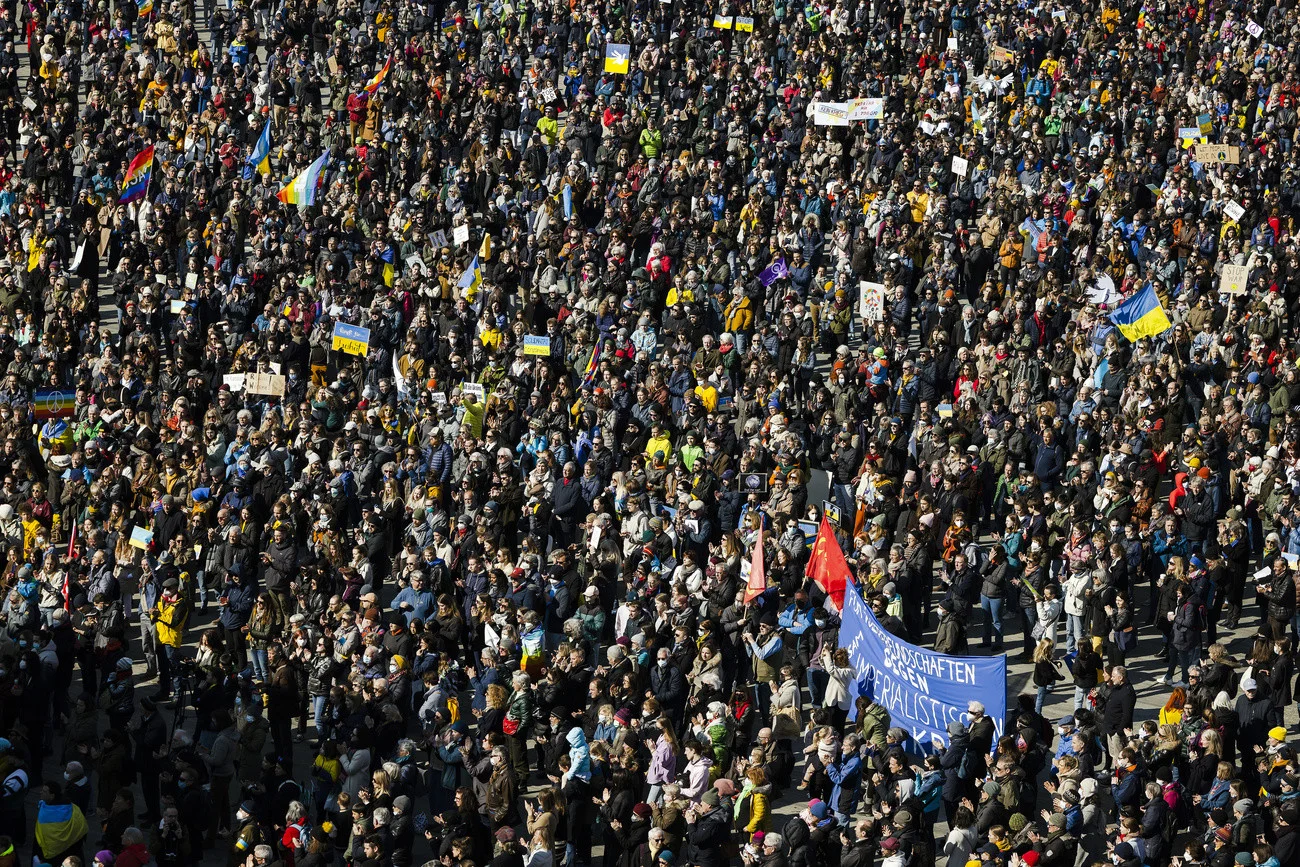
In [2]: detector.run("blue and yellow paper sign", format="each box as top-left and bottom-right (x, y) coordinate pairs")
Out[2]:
(604, 43), (630, 74)
(523, 335), (552, 356)
(332, 322), (372, 356)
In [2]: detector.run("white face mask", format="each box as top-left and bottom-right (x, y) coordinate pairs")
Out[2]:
(389, 664), (398, 674)
(296, 639), (307, 647)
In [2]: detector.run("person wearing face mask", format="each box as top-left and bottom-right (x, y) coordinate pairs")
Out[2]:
(236, 701), (271, 785)
(485, 746), (518, 830)
(229, 799), (265, 867)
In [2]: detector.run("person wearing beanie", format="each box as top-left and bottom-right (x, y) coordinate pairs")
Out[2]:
(230, 800), (264, 867)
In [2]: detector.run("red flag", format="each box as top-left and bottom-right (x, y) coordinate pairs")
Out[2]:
(805, 515), (850, 610)
(744, 526), (767, 603)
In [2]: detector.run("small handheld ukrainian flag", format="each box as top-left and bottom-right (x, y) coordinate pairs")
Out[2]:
(457, 254), (482, 299)
(246, 119), (271, 179)
(1109, 285), (1172, 342)
(604, 43), (630, 74)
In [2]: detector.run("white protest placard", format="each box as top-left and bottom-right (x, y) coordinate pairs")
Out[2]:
(952, 156), (969, 177)
(453, 223), (471, 246)
(540, 86), (557, 103)
(460, 382), (486, 401)
(430, 230), (448, 249)
(169, 300), (184, 313)
(245, 373), (286, 396)
(1223, 200), (1246, 223)
(947, 37), (958, 52)
(223, 374), (245, 392)
(812, 102), (851, 126)
(849, 98), (884, 121)
(859, 281), (886, 322)
(1219, 263), (1249, 295)
(1246, 20), (1263, 38)
(185, 272), (198, 289)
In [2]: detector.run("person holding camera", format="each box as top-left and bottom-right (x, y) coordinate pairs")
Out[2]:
(149, 577), (190, 705)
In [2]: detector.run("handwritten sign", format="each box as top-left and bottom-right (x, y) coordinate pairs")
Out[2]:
(849, 98), (884, 121)
(522, 335), (552, 356)
(1195, 144), (1240, 164)
(1219, 263), (1248, 295)
(1222, 200), (1246, 223)
(452, 223), (470, 246)
(951, 156), (969, 178)
(812, 102), (851, 126)
(460, 382), (486, 401)
(331, 322), (372, 356)
(245, 373), (286, 396)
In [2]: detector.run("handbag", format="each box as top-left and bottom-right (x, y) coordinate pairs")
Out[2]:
(1113, 626), (1136, 652)
(771, 704), (802, 739)
(502, 717), (520, 736)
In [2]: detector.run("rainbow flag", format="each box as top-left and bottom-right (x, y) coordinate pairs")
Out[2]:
(581, 341), (602, 388)
(277, 150), (329, 206)
(119, 145), (154, 204)
(33, 388), (75, 419)
(359, 55), (392, 98)
(136, 0), (153, 16)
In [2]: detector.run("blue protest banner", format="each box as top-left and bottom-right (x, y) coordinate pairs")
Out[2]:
(839, 578), (1005, 752)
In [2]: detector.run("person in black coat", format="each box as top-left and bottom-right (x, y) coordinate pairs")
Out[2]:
(683, 792), (731, 867)
(940, 720), (970, 824)
(132, 696), (168, 821)
(1096, 666), (1138, 763)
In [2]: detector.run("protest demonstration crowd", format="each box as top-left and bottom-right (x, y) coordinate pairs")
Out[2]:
(8, 1), (1300, 867)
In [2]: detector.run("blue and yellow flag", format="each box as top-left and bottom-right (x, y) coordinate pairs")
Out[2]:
(457, 254), (481, 299)
(246, 119), (271, 178)
(1109, 286), (1172, 342)
(35, 802), (88, 858)
(380, 246), (395, 286)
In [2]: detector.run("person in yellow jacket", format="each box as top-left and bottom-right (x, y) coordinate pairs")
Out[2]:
(460, 392), (486, 439)
(150, 576), (190, 702)
(724, 289), (754, 335)
(644, 424), (673, 463)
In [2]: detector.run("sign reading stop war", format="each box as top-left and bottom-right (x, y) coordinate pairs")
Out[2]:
(1220, 263), (1249, 295)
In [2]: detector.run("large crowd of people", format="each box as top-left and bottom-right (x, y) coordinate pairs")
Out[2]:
(0, 1), (1299, 867)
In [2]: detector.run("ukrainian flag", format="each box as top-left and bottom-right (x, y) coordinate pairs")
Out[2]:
(604, 43), (630, 74)
(246, 119), (271, 178)
(457, 254), (481, 299)
(1109, 285), (1172, 342)
(35, 801), (88, 858)
(380, 246), (395, 286)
